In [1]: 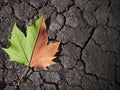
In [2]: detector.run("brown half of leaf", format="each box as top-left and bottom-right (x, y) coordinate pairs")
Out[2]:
(29, 16), (60, 70)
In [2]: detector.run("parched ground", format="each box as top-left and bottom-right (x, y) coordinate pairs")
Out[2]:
(0, 0), (120, 90)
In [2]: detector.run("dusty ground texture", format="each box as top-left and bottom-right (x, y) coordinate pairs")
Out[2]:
(0, 0), (120, 90)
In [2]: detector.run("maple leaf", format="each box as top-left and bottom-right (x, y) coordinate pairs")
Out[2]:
(3, 15), (60, 70)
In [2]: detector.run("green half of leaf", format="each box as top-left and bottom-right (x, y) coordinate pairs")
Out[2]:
(3, 15), (44, 66)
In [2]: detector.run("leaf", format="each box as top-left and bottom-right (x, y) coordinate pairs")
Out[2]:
(3, 15), (60, 70)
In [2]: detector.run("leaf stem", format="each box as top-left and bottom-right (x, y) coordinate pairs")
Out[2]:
(17, 66), (30, 86)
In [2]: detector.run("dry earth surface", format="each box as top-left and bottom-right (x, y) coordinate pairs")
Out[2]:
(0, 0), (120, 90)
